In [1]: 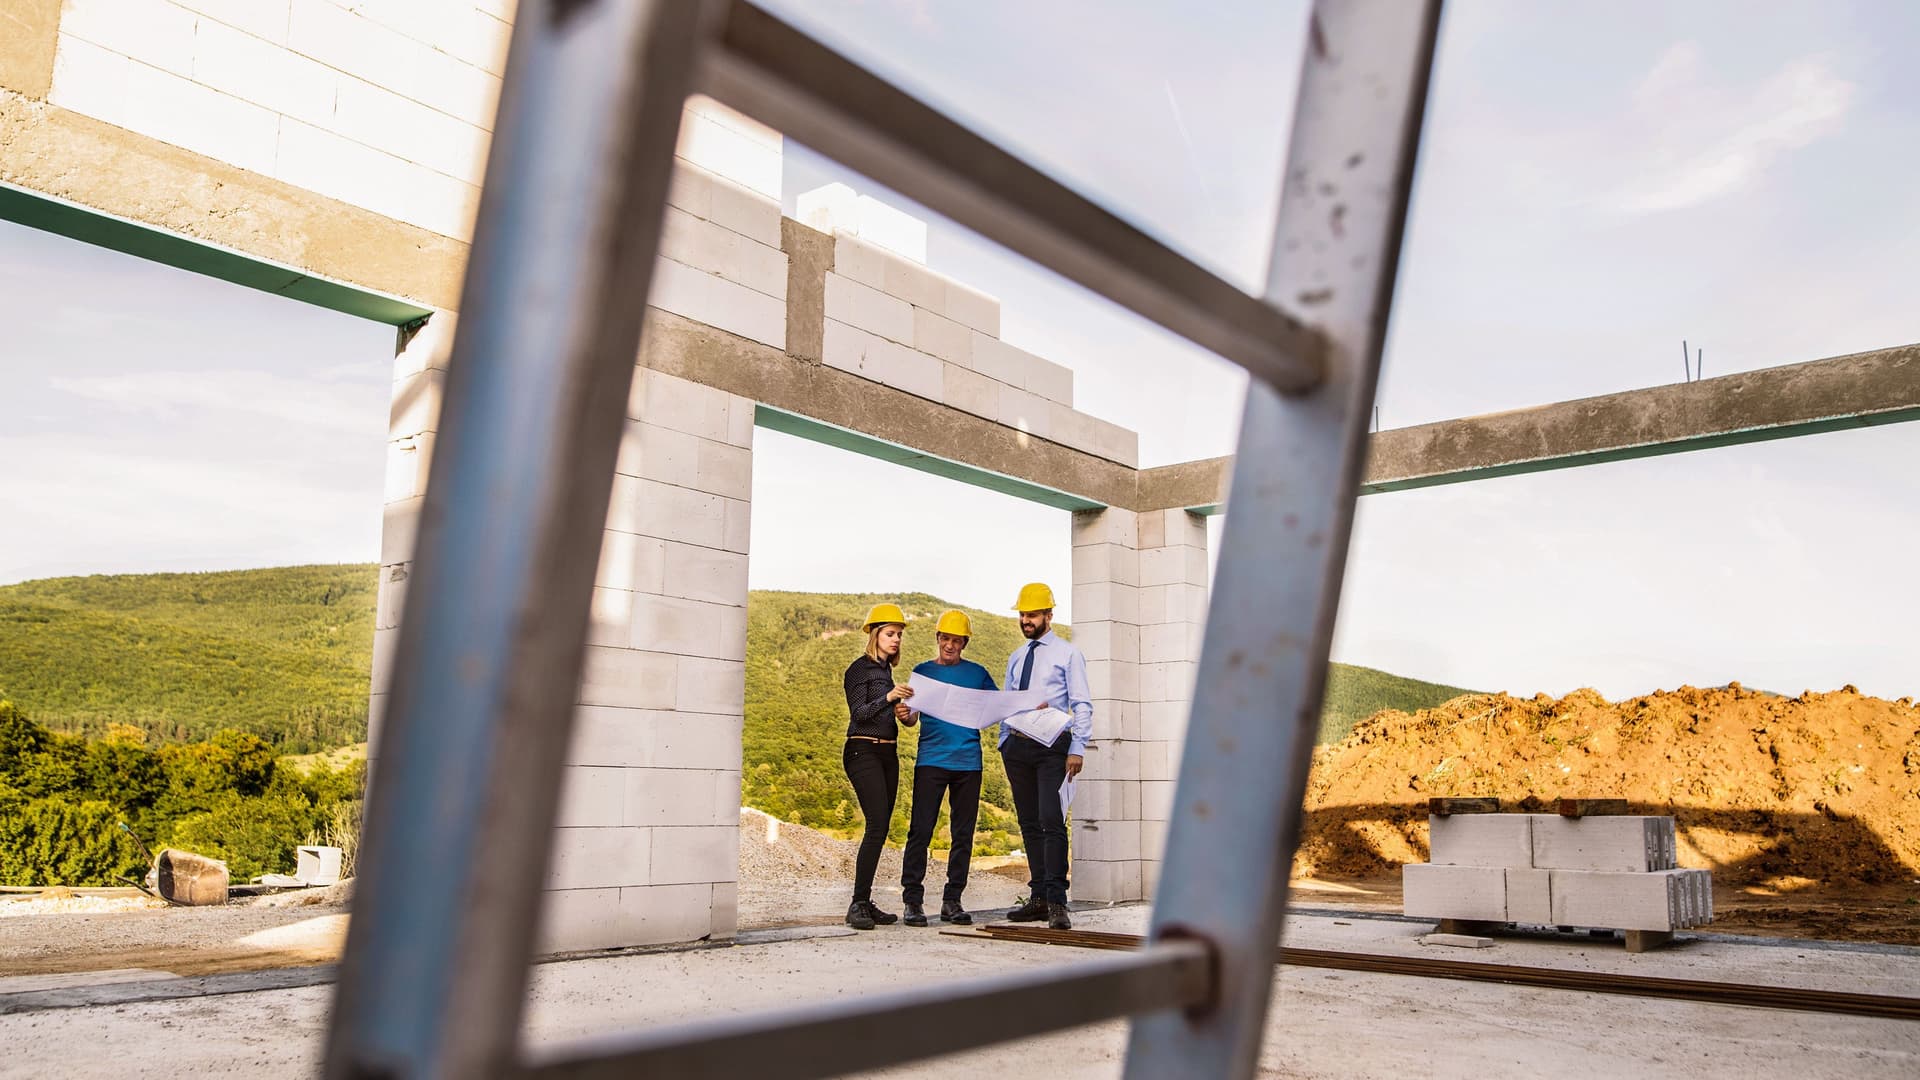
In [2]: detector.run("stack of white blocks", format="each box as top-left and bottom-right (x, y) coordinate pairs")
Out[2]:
(1404, 814), (1711, 932)
(804, 190), (1139, 467)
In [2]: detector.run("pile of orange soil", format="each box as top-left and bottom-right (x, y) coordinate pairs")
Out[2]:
(1299, 684), (1920, 886)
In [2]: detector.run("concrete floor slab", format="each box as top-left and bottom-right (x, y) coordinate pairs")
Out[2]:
(0, 909), (1914, 1079)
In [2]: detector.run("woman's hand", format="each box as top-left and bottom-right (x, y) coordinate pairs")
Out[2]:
(886, 684), (915, 703)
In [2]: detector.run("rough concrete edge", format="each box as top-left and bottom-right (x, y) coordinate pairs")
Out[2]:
(640, 308), (1141, 510)
(781, 217), (831, 364)
(0, 91), (468, 310)
(0, 0), (60, 99)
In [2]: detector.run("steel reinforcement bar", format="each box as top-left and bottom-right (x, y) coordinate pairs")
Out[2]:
(962, 925), (1920, 1022)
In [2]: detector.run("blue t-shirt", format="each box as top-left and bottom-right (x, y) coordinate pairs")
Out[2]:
(911, 659), (997, 771)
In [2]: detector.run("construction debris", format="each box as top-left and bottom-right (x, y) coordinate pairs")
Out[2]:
(151, 850), (228, 907)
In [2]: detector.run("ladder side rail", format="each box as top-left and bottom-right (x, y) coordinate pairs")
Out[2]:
(518, 939), (1212, 1080)
(1124, 1), (1443, 1076)
(321, 2), (716, 1077)
(700, 0), (1327, 393)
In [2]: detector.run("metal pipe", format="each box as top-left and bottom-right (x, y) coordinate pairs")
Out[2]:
(518, 941), (1215, 1080)
(1124, 2), (1444, 1077)
(699, 1), (1328, 393)
(321, 2), (715, 1077)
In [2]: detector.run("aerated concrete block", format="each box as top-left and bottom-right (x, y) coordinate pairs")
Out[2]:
(1429, 813), (1534, 868)
(1403, 863), (1507, 923)
(1506, 867), (1553, 925)
(1529, 815), (1677, 872)
(1548, 868), (1704, 931)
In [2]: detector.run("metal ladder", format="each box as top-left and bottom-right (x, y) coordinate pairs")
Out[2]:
(322, 2), (1442, 1077)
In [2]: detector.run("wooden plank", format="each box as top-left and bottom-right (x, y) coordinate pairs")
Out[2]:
(1557, 798), (1630, 818)
(1428, 797), (1500, 817)
(1624, 930), (1675, 954)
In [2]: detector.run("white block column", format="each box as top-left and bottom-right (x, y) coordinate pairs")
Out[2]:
(545, 369), (753, 952)
(373, 342), (753, 953)
(1134, 509), (1209, 896)
(1068, 507), (1143, 902)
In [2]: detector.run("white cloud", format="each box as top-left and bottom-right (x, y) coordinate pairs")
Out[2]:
(1615, 45), (1855, 214)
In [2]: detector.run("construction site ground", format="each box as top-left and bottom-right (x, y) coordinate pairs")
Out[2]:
(3, 902), (1916, 1079)
(3, 803), (1917, 1077)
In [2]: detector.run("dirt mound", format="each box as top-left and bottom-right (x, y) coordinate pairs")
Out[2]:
(1300, 684), (1920, 886)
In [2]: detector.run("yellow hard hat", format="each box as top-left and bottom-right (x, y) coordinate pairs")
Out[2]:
(935, 610), (972, 637)
(1012, 582), (1055, 613)
(862, 602), (907, 631)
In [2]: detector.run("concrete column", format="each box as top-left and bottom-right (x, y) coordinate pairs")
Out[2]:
(373, 339), (753, 952)
(1068, 507), (1143, 902)
(1133, 509), (1209, 896)
(544, 368), (753, 951)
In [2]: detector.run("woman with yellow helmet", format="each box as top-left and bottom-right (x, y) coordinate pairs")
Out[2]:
(841, 601), (915, 930)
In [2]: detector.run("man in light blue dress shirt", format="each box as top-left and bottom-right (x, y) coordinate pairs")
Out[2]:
(998, 581), (1092, 930)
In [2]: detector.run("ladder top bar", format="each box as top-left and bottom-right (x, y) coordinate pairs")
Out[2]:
(702, 0), (1328, 392)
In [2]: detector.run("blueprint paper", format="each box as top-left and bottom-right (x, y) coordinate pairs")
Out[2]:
(905, 674), (1049, 731)
(1003, 706), (1072, 745)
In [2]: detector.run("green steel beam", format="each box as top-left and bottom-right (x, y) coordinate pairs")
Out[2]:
(0, 180), (433, 325)
(754, 405), (1104, 511)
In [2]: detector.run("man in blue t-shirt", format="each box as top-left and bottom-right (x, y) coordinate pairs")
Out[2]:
(896, 609), (996, 927)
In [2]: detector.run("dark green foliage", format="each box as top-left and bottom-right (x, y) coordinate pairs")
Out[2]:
(0, 700), (364, 885)
(1319, 663), (1475, 744)
(0, 565), (377, 752)
(0, 564), (1474, 875)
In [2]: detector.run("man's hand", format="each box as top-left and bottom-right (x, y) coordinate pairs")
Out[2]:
(894, 702), (916, 725)
(1065, 754), (1084, 779)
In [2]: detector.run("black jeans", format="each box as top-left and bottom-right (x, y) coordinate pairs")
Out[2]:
(1001, 731), (1072, 904)
(842, 739), (898, 902)
(900, 766), (982, 906)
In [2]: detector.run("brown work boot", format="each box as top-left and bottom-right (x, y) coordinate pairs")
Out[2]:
(1007, 897), (1048, 922)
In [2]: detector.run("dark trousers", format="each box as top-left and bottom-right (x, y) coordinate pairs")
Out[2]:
(842, 739), (898, 902)
(900, 766), (982, 906)
(1001, 731), (1072, 904)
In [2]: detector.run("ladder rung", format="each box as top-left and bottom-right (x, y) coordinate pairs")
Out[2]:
(700, 0), (1328, 393)
(518, 939), (1213, 1079)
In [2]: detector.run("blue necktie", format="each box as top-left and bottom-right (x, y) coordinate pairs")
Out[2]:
(1017, 641), (1040, 692)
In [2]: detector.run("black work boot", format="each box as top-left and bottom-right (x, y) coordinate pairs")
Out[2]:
(903, 902), (927, 927)
(940, 900), (972, 925)
(846, 900), (876, 931)
(1047, 902), (1072, 930)
(1007, 897), (1048, 922)
(866, 900), (899, 925)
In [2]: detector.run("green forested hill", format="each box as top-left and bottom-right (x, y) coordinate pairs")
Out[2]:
(0, 566), (377, 752)
(0, 568), (1475, 850)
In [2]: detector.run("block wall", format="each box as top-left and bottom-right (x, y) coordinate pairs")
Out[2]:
(378, 331), (751, 952)
(44, 1), (778, 242)
(807, 216), (1138, 468)
(1066, 507), (1208, 902)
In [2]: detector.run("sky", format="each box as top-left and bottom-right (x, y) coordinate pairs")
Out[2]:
(3, 1), (1917, 701)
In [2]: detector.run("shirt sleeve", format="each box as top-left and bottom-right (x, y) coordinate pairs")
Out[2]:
(1064, 645), (1094, 757)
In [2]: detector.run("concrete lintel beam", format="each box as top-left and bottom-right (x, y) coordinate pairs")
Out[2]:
(1137, 344), (1920, 511)
(638, 309), (1136, 511)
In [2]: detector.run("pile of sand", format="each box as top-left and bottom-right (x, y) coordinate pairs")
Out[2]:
(1299, 684), (1920, 886)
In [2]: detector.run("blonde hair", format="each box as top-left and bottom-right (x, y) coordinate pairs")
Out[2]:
(865, 622), (902, 666)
